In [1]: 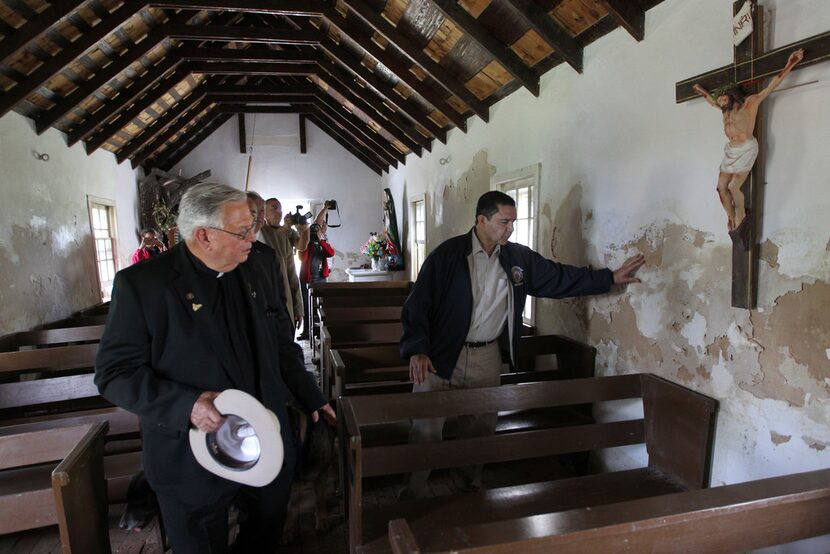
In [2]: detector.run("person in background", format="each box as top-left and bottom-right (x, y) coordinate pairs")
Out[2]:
(298, 222), (334, 341)
(130, 227), (166, 265)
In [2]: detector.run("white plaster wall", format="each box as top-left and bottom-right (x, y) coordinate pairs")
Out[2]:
(0, 112), (138, 334)
(384, 2), (830, 549)
(170, 115), (384, 280)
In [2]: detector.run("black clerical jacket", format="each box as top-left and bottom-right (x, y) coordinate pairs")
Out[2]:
(94, 242), (324, 503)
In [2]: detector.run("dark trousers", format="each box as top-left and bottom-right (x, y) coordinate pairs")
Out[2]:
(156, 463), (295, 554)
(299, 276), (326, 338)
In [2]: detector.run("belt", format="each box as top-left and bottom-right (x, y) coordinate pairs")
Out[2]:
(464, 339), (497, 348)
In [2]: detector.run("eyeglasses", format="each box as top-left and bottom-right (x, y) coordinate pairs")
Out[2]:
(207, 224), (256, 241)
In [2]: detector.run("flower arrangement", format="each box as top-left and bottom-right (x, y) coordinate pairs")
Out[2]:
(360, 231), (397, 259)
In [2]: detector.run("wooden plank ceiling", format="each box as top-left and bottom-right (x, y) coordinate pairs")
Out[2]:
(0, 0), (665, 175)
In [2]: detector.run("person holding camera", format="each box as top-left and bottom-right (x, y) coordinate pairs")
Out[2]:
(130, 227), (167, 265)
(297, 220), (334, 341)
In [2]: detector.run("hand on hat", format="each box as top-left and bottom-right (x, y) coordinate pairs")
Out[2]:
(191, 391), (225, 433)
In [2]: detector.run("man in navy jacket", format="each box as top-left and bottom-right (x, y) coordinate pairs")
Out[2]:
(399, 191), (644, 497)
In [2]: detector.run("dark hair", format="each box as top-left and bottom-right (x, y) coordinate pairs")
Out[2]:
(719, 87), (745, 112)
(475, 191), (515, 221)
(139, 227), (157, 236)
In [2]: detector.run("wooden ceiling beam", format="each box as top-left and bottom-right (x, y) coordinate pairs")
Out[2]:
(599, 0), (646, 41)
(176, 46), (319, 64)
(339, 0), (489, 122)
(201, 83), (316, 96)
(314, 102), (397, 168)
(315, 94), (405, 166)
(322, 8), (467, 131)
(35, 31), (170, 134)
(502, 0), (584, 71)
(116, 92), (207, 164)
(82, 66), (190, 153)
(165, 24), (318, 45)
(314, 58), (429, 154)
(0, 0), (87, 67)
(148, 0), (326, 16)
(309, 110), (388, 174)
(186, 61), (317, 75)
(138, 99), (225, 169)
(206, 93), (314, 104)
(307, 114), (383, 175)
(316, 41), (446, 143)
(215, 104), (313, 114)
(157, 111), (232, 171)
(66, 56), (183, 146)
(0, 0), (145, 119)
(429, 0), (540, 96)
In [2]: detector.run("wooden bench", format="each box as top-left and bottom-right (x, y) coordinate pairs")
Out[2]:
(0, 324), (104, 352)
(386, 468), (830, 553)
(0, 422), (111, 553)
(309, 281), (410, 353)
(43, 314), (109, 328)
(340, 373), (717, 553)
(318, 305), (403, 325)
(330, 334), (596, 399)
(319, 322), (402, 399)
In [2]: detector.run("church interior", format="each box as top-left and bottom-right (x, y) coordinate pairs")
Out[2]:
(0, 0), (828, 552)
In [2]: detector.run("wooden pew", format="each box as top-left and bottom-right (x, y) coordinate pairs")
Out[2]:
(318, 305), (403, 325)
(330, 334), (596, 399)
(0, 325), (104, 352)
(0, 326), (141, 503)
(386, 468), (830, 553)
(319, 322), (402, 399)
(0, 422), (111, 553)
(340, 374), (718, 553)
(309, 281), (411, 353)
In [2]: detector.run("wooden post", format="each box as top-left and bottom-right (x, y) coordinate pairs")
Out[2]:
(731, 1), (763, 309)
(299, 114), (307, 154)
(237, 113), (246, 154)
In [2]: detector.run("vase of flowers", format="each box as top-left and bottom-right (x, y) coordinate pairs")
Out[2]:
(361, 232), (397, 270)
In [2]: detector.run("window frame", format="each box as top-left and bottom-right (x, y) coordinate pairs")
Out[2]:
(491, 163), (540, 326)
(86, 196), (119, 301)
(408, 193), (427, 281)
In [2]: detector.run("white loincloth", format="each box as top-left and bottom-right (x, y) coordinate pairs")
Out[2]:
(720, 137), (759, 174)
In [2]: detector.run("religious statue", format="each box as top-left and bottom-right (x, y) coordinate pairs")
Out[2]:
(693, 48), (803, 245)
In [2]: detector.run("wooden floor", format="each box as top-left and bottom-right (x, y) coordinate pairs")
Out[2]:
(0, 340), (574, 554)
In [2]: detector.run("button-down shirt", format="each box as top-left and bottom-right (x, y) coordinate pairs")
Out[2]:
(465, 230), (509, 342)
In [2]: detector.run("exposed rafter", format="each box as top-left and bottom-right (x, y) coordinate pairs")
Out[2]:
(155, 111), (232, 170)
(502, 0), (584, 72)
(339, 0), (490, 122)
(428, 0), (540, 96)
(0, 0), (87, 67)
(600, 0), (646, 42)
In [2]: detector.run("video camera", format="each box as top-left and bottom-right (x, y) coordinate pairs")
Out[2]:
(291, 205), (313, 226)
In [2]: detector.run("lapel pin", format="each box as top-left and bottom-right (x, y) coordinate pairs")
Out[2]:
(186, 292), (195, 300)
(192, 303), (203, 312)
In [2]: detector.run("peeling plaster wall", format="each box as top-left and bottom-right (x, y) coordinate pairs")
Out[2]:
(384, 0), (830, 533)
(0, 112), (138, 335)
(171, 116), (383, 281)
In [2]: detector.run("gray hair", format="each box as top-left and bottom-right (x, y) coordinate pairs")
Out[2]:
(177, 182), (247, 240)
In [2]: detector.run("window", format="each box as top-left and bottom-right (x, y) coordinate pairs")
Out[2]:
(492, 164), (540, 325)
(409, 194), (427, 280)
(87, 197), (118, 301)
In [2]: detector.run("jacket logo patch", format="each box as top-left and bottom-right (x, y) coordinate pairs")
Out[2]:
(511, 266), (524, 286)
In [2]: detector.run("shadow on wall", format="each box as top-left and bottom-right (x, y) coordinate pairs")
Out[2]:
(0, 224), (99, 334)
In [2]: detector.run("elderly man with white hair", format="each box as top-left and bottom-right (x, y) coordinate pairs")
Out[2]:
(95, 182), (334, 553)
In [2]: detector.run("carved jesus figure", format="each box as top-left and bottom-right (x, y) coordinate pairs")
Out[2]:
(693, 49), (803, 239)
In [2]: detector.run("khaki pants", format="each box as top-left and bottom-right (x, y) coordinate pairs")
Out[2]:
(405, 342), (502, 497)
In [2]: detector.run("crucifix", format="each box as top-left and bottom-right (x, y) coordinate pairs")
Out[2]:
(675, 1), (830, 309)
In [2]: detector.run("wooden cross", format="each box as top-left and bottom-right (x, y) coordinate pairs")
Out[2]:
(675, 2), (830, 309)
